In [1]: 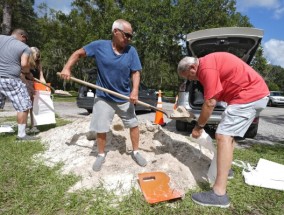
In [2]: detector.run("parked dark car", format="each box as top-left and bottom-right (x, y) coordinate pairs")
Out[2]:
(76, 68), (157, 113)
(176, 27), (264, 138)
(268, 91), (284, 107)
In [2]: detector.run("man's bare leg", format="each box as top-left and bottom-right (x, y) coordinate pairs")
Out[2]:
(191, 133), (232, 208)
(96, 133), (106, 154)
(213, 133), (234, 195)
(130, 126), (139, 151)
(17, 111), (28, 124)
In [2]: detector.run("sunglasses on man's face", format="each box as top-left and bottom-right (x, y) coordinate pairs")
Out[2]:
(117, 28), (133, 40)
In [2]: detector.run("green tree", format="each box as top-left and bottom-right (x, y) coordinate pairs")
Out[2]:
(266, 65), (284, 91)
(30, 0), (262, 92)
(250, 47), (268, 77)
(0, 0), (37, 35)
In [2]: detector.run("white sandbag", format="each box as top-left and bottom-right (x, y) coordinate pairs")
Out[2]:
(190, 130), (217, 183)
(189, 130), (216, 153)
(32, 90), (56, 126)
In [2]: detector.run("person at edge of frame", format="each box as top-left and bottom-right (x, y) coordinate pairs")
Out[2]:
(0, 29), (40, 141)
(177, 52), (269, 208)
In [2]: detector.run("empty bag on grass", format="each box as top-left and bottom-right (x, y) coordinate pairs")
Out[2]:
(233, 158), (284, 191)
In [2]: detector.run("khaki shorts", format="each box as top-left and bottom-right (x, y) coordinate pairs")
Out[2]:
(216, 96), (269, 137)
(89, 96), (138, 133)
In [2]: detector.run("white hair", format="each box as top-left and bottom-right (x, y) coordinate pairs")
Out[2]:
(112, 19), (131, 32)
(112, 19), (133, 33)
(177, 56), (198, 75)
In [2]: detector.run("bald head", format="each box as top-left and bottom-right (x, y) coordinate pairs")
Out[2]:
(11, 29), (28, 43)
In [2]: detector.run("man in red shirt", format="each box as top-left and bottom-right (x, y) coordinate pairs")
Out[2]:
(177, 52), (269, 208)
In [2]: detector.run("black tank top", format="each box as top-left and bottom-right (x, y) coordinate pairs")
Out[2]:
(30, 68), (40, 79)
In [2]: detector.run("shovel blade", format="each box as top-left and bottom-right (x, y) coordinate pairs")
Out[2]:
(170, 106), (195, 120)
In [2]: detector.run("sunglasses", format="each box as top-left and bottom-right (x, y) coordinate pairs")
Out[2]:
(117, 28), (133, 40)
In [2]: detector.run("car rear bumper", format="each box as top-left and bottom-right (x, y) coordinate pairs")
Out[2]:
(76, 97), (94, 110)
(272, 100), (284, 105)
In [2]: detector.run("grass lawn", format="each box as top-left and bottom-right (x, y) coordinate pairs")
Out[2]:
(0, 116), (284, 214)
(52, 91), (77, 103)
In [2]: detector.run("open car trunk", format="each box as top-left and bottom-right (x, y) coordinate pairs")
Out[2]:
(186, 27), (263, 112)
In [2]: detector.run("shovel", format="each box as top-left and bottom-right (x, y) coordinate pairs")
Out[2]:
(56, 72), (194, 119)
(33, 77), (72, 96)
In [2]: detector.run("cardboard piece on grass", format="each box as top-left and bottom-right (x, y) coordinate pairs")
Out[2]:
(138, 171), (184, 204)
(32, 90), (56, 126)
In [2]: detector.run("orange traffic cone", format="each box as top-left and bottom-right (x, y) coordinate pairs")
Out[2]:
(173, 95), (178, 110)
(154, 90), (166, 126)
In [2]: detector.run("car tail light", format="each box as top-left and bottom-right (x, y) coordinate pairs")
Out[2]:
(252, 117), (259, 123)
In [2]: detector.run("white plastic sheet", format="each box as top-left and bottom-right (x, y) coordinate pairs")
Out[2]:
(32, 90), (56, 126)
(0, 124), (14, 133)
(243, 159), (284, 191)
(233, 159), (284, 191)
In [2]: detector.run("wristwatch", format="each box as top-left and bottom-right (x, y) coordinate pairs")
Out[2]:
(195, 123), (205, 129)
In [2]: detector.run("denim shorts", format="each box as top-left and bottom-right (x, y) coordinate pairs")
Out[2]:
(216, 96), (269, 137)
(89, 96), (138, 133)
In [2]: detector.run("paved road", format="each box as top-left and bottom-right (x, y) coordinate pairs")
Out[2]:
(1, 101), (283, 144)
(53, 101), (284, 144)
(252, 106), (284, 143)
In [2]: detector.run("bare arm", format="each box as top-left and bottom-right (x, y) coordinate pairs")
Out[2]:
(21, 53), (30, 74)
(191, 98), (217, 138)
(60, 48), (86, 80)
(20, 53), (34, 80)
(38, 62), (46, 83)
(130, 71), (140, 103)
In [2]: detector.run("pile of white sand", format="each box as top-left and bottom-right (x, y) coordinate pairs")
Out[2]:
(35, 115), (213, 195)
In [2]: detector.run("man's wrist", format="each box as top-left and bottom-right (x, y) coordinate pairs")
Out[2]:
(194, 123), (205, 129)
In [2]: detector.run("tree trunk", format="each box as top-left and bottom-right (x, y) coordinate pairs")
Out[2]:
(2, 1), (12, 35)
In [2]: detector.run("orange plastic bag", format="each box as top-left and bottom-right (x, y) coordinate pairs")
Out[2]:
(34, 82), (51, 92)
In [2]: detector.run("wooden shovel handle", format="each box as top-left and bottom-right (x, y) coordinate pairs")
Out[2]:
(33, 77), (56, 92)
(56, 72), (169, 117)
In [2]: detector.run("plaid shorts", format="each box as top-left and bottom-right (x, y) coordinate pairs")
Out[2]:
(20, 76), (34, 98)
(0, 77), (32, 112)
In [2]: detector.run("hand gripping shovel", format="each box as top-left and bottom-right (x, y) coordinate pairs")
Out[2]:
(56, 72), (195, 120)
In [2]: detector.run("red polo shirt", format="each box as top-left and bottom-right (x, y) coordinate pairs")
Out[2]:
(197, 52), (269, 105)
